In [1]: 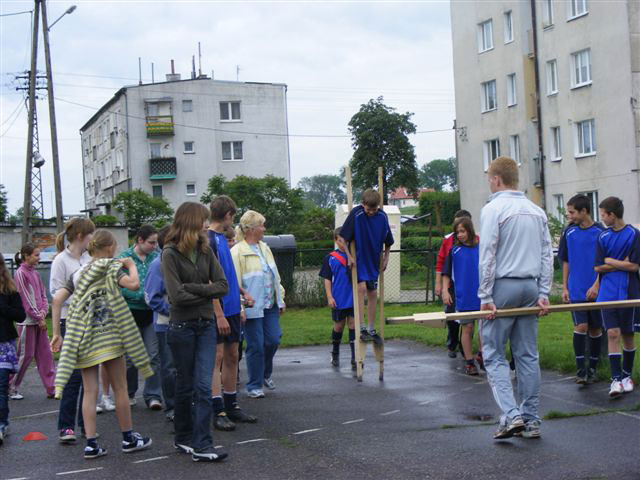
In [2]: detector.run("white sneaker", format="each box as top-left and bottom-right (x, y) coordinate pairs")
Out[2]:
(609, 380), (624, 398)
(129, 397), (137, 407)
(96, 403), (103, 414)
(263, 377), (275, 390)
(247, 389), (265, 398)
(9, 392), (23, 400)
(100, 395), (116, 412)
(621, 376), (635, 393)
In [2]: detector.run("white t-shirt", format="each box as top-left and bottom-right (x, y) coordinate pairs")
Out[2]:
(49, 248), (92, 319)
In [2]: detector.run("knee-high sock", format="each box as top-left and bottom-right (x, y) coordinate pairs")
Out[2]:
(348, 329), (355, 360)
(332, 330), (343, 354)
(573, 331), (587, 372)
(588, 334), (602, 370)
(622, 348), (636, 378)
(609, 353), (623, 381)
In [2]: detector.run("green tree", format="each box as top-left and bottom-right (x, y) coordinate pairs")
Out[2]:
(113, 189), (173, 234)
(0, 185), (7, 222)
(297, 174), (345, 209)
(348, 97), (418, 203)
(419, 157), (458, 191)
(290, 207), (335, 242)
(93, 214), (119, 226)
(418, 190), (461, 232)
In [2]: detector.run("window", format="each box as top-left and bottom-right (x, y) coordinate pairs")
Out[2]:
(569, 0), (588, 19)
(507, 74), (517, 106)
(477, 20), (493, 52)
(575, 119), (596, 157)
(182, 100), (193, 112)
(509, 135), (520, 165)
(147, 103), (159, 116)
(542, 0), (554, 26)
(503, 11), (513, 43)
(571, 49), (592, 87)
(186, 183), (196, 196)
(483, 139), (500, 171)
(220, 101), (241, 121)
(552, 194), (565, 221)
(152, 185), (163, 198)
(184, 141), (195, 154)
(481, 80), (497, 112)
(551, 126), (562, 161)
(579, 190), (599, 221)
(150, 142), (161, 158)
(546, 60), (558, 95)
(222, 141), (243, 161)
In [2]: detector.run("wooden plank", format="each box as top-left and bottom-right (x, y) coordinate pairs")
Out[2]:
(375, 166), (385, 380)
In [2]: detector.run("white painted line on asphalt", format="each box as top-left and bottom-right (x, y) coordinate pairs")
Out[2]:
(236, 438), (268, 445)
(56, 467), (103, 476)
(541, 392), (640, 422)
(342, 418), (364, 425)
(380, 409), (400, 416)
(545, 376), (576, 383)
(13, 409), (58, 420)
(6, 477), (29, 480)
(292, 428), (322, 435)
(132, 456), (169, 464)
(616, 411), (640, 421)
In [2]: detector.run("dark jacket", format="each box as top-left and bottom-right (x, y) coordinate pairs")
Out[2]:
(0, 292), (26, 342)
(161, 242), (228, 323)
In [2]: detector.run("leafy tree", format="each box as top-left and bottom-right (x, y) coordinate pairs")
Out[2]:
(0, 185), (7, 222)
(290, 207), (335, 242)
(113, 189), (173, 234)
(419, 157), (458, 191)
(92, 214), (119, 226)
(8, 206), (43, 226)
(348, 97), (419, 203)
(418, 190), (461, 232)
(297, 174), (345, 210)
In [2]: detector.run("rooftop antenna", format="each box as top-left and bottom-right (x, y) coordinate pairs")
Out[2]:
(171, 59), (175, 74)
(138, 57), (142, 85)
(191, 55), (196, 79)
(236, 65), (240, 81)
(198, 42), (202, 77)
(151, 62), (154, 83)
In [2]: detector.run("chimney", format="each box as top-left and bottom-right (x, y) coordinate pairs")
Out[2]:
(166, 59), (181, 82)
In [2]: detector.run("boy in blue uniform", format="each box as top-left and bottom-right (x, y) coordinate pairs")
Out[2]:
(558, 194), (605, 384)
(594, 196), (640, 397)
(340, 189), (394, 344)
(319, 228), (355, 369)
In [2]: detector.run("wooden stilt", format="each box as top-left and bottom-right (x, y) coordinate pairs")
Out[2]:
(374, 167), (385, 381)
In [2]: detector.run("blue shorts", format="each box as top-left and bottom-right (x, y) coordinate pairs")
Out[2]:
(571, 309), (603, 329)
(602, 308), (636, 334)
(364, 280), (378, 292)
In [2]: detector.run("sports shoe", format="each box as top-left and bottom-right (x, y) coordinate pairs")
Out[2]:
(59, 428), (77, 443)
(587, 368), (598, 384)
(331, 351), (340, 367)
(96, 403), (103, 414)
(247, 389), (265, 399)
(475, 352), (485, 371)
(0, 429), (3, 446)
(213, 412), (236, 431)
(148, 399), (162, 411)
(520, 420), (541, 439)
(359, 328), (373, 343)
(0, 424), (7, 446)
(165, 409), (175, 422)
(84, 445), (107, 459)
(493, 416), (525, 439)
(464, 363), (479, 376)
(227, 406), (258, 423)
(621, 376), (635, 393)
(9, 392), (23, 400)
(370, 330), (383, 346)
(122, 432), (152, 453)
(263, 377), (275, 390)
(174, 442), (193, 454)
(609, 380), (624, 398)
(99, 394), (116, 412)
(575, 369), (588, 385)
(129, 397), (137, 407)
(192, 446), (228, 463)
(447, 350), (457, 359)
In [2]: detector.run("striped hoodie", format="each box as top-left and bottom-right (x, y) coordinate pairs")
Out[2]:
(14, 263), (48, 325)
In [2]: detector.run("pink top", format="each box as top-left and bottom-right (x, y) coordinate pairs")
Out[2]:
(14, 263), (49, 325)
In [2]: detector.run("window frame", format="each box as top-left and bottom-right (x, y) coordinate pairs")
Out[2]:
(219, 101), (242, 122)
(578, 190), (599, 221)
(182, 99), (193, 113)
(503, 11), (514, 44)
(149, 142), (162, 159)
(506, 73), (517, 107)
(542, 0), (554, 27)
(571, 49), (592, 88)
(568, 0), (588, 21)
(221, 140), (244, 161)
(509, 134), (521, 165)
(183, 141), (195, 154)
(186, 183), (197, 196)
(481, 80), (498, 113)
(483, 138), (501, 171)
(552, 194), (565, 221)
(574, 119), (596, 158)
(546, 59), (558, 95)
(477, 19), (494, 53)
(550, 126), (562, 161)
(152, 185), (163, 198)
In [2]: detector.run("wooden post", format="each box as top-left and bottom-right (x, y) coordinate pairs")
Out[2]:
(375, 167), (385, 380)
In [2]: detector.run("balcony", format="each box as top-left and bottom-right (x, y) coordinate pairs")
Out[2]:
(149, 157), (177, 180)
(146, 115), (174, 137)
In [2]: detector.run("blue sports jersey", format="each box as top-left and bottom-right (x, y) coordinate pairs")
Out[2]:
(595, 225), (640, 302)
(558, 223), (604, 302)
(207, 230), (241, 316)
(340, 205), (394, 282)
(318, 250), (353, 309)
(443, 244), (480, 312)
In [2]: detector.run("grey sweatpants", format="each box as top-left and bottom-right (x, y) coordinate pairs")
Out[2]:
(481, 278), (541, 424)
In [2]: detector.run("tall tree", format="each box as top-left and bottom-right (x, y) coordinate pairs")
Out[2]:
(0, 185), (7, 222)
(297, 174), (345, 209)
(419, 157), (458, 191)
(348, 97), (418, 203)
(113, 189), (173, 234)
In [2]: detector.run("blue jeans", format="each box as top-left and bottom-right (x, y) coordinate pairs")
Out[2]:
(167, 320), (216, 452)
(127, 317), (162, 404)
(57, 319), (84, 431)
(245, 306), (282, 391)
(0, 368), (9, 429)
(156, 330), (175, 412)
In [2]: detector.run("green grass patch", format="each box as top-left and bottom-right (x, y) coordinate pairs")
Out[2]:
(544, 402), (640, 420)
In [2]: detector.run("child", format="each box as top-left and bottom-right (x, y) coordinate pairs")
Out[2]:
(10, 243), (55, 399)
(51, 230), (153, 459)
(339, 189), (393, 344)
(442, 217), (481, 375)
(319, 228), (355, 369)
(593, 196), (640, 397)
(0, 254), (26, 446)
(558, 194), (604, 384)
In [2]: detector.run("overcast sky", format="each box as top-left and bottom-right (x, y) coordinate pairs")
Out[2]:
(1, 0), (455, 216)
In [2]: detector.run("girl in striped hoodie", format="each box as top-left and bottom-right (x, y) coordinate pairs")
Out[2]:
(9, 244), (55, 399)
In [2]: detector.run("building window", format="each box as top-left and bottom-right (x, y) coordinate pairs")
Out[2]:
(546, 60), (558, 95)
(483, 139), (500, 171)
(184, 141), (195, 154)
(477, 20), (493, 53)
(571, 49), (592, 88)
(568, 0), (588, 19)
(575, 119), (596, 157)
(220, 101), (241, 121)
(150, 142), (161, 158)
(481, 80), (497, 112)
(182, 100), (193, 112)
(509, 134), (520, 165)
(552, 194), (564, 220)
(507, 74), (517, 106)
(186, 183), (196, 196)
(579, 190), (599, 221)
(542, 0), (554, 27)
(152, 185), (163, 198)
(503, 11), (513, 44)
(222, 141), (243, 161)
(551, 126), (562, 161)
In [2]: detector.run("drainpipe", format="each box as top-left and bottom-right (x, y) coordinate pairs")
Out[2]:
(530, 0), (546, 209)
(124, 89), (132, 191)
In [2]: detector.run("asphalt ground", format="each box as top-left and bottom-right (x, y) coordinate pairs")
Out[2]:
(1, 340), (639, 480)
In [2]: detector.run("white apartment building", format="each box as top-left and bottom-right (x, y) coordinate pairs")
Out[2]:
(80, 71), (291, 214)
(451, 0), (640, 224)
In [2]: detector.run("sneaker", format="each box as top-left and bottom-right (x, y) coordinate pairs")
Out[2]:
(247, 389), (265, 399)
(174, 442), (193, 454)
(521, 420), (541, 439)
(213, 412), (236, 431)
(227, 406), (258, 423)
(148, 399), (162, 411)
(587, 368), (598, 384)
(475, 352), (485, 371)
(621, 376), (635, 393)
(165, 409), (175, 422)
(359, 328), (373, 343)
(263, 377), (275, 390)
(9, 392), (23, 400)
(0, 429), (3, 446)
(331, 351), (340, 367)
(99, 395), (116, 412)
(575, 369), (588, 385)
(464, 363), (479, 376)
(122, 432), (152, 453)
(84, 445), (107, 459)
(493, 416), (525, 439)
(0, 425), (6, 446)
(192, 446), (228, 463)
(96, 403), (103, 414)
(59, 428), (77, 444)
(609, 380), (624, 398)
(447, 350), (457, 359)
(129, 397), (137, 407)
(370, 330), (383, 346)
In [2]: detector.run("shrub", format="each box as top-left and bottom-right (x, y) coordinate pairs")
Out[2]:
(93, 214), (118, 226)
(418, 191), (461, 229)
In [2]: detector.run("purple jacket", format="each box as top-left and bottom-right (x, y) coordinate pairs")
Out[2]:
(15, 263), (49, 325)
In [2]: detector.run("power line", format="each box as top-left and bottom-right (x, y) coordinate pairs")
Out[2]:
(0, 101), (25, 138)
(1, 98), (24, 126)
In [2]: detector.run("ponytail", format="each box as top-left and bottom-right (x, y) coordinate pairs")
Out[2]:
(235, 225), (245, 243)
(55, 231), (66, 253)
(56, 217), (96, 252)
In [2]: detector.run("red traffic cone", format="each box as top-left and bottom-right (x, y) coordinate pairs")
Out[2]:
(22, 431), (48, 441)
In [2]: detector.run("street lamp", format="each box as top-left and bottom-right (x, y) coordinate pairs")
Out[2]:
(47, 4), (76, 31)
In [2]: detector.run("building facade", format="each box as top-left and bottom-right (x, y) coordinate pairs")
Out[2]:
(80, 74), (291, 214)
(451, 0), (640, 224)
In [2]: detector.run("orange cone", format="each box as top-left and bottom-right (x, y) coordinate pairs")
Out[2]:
(22, 432), (48, 441)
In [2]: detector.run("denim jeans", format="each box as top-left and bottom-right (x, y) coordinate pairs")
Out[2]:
(156, 330), (175, 412)
(57, 319), (84, 431)
(0, 368), (9, 428)
(245, 305), (282, 391)
(126, 318), (162, 404)
(167, 319), (216, 452)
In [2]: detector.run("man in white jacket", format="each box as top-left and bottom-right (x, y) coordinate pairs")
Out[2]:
(478, 157), (553, 440)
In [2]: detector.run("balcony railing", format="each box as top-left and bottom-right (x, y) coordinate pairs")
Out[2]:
(146, 115), (174, 137)
(149, 157), (177, 180)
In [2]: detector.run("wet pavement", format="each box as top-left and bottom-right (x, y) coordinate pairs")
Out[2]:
(1, 340), (639, 480)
